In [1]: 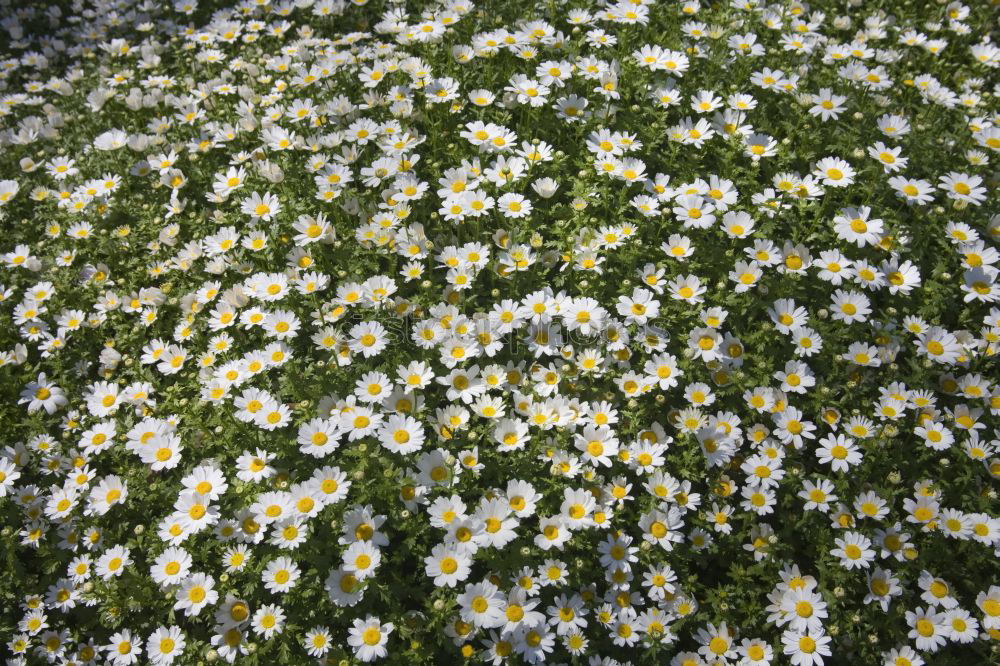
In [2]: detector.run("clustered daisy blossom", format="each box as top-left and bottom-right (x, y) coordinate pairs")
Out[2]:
(0, 0), (998, 665)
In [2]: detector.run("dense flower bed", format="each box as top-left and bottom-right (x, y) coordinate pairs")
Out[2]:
(0, 0), (998, 664)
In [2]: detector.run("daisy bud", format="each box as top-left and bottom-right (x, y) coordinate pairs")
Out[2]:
(833, 586), (845, 598)
(829, 625), (840, 636)
(400, 510), (410, 519)
(868, 634), (878, 644)
(817, 309), (828, 319)
(768, 534), (778, 544)
(83, 582), (94, 593)
(352, 470), (364, 481)
(627, 399), (638, 409)
(853, 112), (864, 120)
(433, 599), (445, 610)
(134, 524), (144, 535)
(640, 541), (651, 551)
(219, 574), (229, 583)
(941, 272), (951, 280)
(247, 643), (257, 654)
